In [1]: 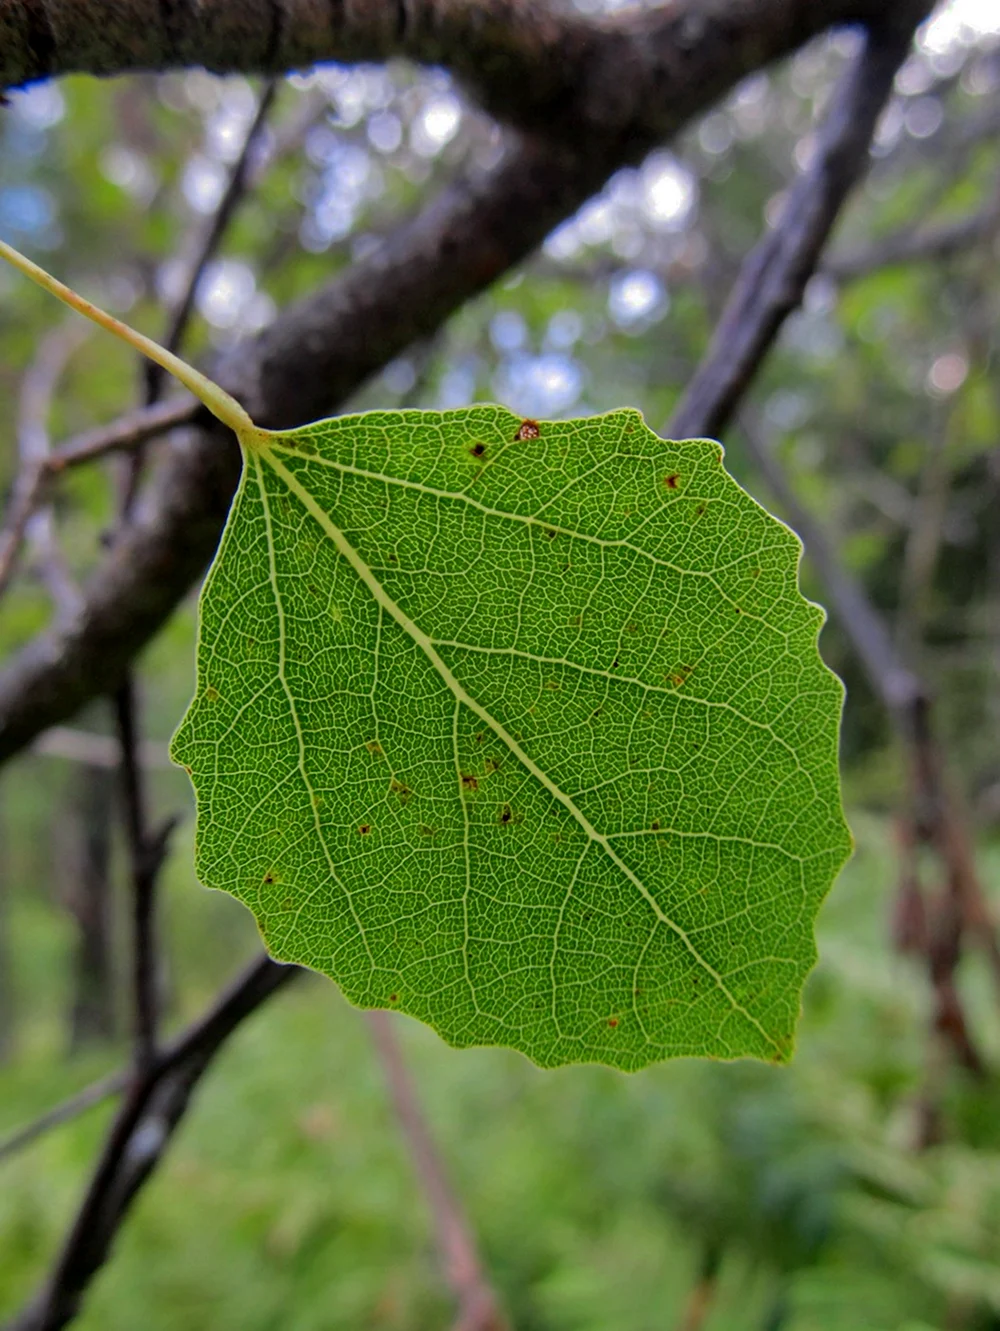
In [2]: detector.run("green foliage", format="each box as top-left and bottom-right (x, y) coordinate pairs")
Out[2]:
(171, 404), (850, 1068)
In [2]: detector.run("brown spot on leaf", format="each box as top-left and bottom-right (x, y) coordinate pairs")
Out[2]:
(651, 821), (660, 831)
(515, 419), (540, 440)
(460, 773), (479, 792)
(389, 993), (399, 1003)
(664, 473), (679, 489)
(390, 778), (412, 804)
(499, 803), (515, 825)
(358, 824), (372, 835)
(484, 756), (501, 774)
(366, 740), (384, 755)
(607, 1017), (619, 1028)
(418, 824), (437, 837)
(469, 442), (486, 457)
(694, 503), (707, 517)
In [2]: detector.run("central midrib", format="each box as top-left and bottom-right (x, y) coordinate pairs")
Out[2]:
(261, 447), (779, 1053)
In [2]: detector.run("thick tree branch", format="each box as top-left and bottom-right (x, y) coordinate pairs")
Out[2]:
(0, 0), (909, 767)
(1, 0), (915, 145)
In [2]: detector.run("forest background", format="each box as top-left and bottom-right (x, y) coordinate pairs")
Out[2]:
(1, 1), (1000, 1328)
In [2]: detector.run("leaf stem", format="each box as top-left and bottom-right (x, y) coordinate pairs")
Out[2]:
(0, 238), (258, 442)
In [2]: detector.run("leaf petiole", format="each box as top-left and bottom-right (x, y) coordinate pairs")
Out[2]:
(0, 237), (267, 448)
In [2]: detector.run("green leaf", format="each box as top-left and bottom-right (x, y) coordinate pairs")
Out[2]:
(170, 404), (850, 1070)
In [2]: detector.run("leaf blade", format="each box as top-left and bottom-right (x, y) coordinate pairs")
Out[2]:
(171, 405), (850, 1069)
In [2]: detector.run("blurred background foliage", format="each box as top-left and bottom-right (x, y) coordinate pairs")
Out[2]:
(2, 2), (1000, 1327)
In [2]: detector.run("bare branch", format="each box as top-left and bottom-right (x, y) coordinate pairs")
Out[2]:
(143, 78), (280, 405)
(826, 193), (1000, 282)
(0, 399), (196, 604)
(15, 320), (90, 621)
(668, 7), (931, 441)
(48, 400), (198, 473)
(0, 1070), (127, 1166)
(8, 954), (299, 1331)
(112, 682), (174, 1070)
(31, 725), (172, 769)
(366, 1012), (508, 1331)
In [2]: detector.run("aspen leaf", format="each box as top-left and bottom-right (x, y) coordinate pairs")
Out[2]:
(0, 239), (851, 1070)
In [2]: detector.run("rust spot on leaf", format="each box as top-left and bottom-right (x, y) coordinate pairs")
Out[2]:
(515, 419), (540, 440)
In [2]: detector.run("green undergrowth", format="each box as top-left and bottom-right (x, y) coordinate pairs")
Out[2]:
(2, 815), (999, 1330)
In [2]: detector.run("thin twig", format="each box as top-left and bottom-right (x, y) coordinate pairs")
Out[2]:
(0, 1070), (127, 1165)
(366, 1011), (508, 1331)
(31, 726), (172, 769)
(50, 399), (197, 473)
(112, 682), (171, 1071)
(15, 320), (90, 622)
(0, 399), (195, 602)
(142, 78), (279, 407)
(7, 955), (298, 1331)
(825, 193), (1000, 281)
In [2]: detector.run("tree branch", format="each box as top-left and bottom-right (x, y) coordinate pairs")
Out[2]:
(825, 192), (1000, 282)
(0, 1069), (127, 1166)
(366, 1012), (508, 1331)
(7, 955), (299, 1331)
(668, 5), (931, 441)
(0, 399), (195, 603)
(0, 1), (921, 767)
(0, 0), (910, 144)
